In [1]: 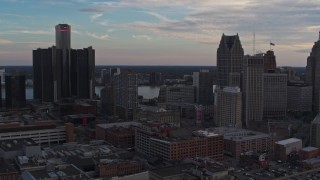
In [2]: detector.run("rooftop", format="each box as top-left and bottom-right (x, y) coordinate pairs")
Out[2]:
(0, 158), (18, 174)
(209, 127), (271, 141)
(150, 163), (194, 177)
(275, 138), (301, 145)
(0, 138), (37, 152)
(301, 146), (318, 152)
(97, 121), (142, 129)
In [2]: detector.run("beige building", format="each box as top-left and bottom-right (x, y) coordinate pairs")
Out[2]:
(137, 106), (181, 127)
(311, 114), (320, 148)
(214, 87), (242, 128)
(263, 73), (287, 119)
(274, 138), (302, 161)
(164, 85), (196, 104)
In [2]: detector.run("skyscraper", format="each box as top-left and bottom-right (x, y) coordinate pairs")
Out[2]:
(264, 50), (277, 72)
(193, 70), (214, 105)
(33, 24), (95, 102)
(5, 75), (26, 108)
(217, 34), (244, 87)
(306, 32), (320, 112)
(214, 87), (242, 128)
(242, 55), (264, 128)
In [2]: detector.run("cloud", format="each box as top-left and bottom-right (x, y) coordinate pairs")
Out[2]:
(90, 13), (103, 21)
(0, 39), (13, 45)
(79, 7), (112, 12)
(86, 32), (110, 40)
(9, 30), (52, 35)
(132, 35), (152, 40)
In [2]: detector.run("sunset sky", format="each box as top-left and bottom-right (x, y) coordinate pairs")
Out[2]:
(0, 0), (319, 66)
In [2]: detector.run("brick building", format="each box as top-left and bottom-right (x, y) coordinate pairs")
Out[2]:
(0, 158), (19, 180)
(299, 147), (319, 160)
(274, 138), (302, 161)
(210, 127), (274, 159)
(99, 160), (143, 178)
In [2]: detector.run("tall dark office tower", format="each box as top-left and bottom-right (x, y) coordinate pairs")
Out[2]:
(55, 24), (71, 97)
(193, 70), (214, 105)
(33, 47), (62, 102)
(0, 77), (2, 108)
(217, 34), (244, 87)
(306, 32), (320, 112)
(33, 24), (95, 102)
(5, 75), (26, 108)
(242, 55), (264, 129)
(70, 47), (95, 99)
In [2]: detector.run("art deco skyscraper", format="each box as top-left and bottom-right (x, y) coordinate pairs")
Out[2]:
(217, 34), (244, 87)
(306, 32), (320, 112)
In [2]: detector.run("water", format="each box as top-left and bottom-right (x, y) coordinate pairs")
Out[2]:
(2, 86), (160, 100)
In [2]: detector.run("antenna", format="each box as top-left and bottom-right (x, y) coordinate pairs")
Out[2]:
(253, 32), (255, 55)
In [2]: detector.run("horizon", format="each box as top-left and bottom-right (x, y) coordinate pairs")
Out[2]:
(0, 0), (319, 66)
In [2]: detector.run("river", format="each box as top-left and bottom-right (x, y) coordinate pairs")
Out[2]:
(1, 86), (160, 100)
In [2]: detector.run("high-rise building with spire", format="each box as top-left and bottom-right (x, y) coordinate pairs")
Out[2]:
(306, 31), (320, 112)
(217, 34), (244, 87)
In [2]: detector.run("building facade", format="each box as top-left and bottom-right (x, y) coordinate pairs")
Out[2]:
(242, 55), (264, 128)
(166, 85), (196, 104)
(306, 32), (320, 112)
(214, 87), (242, 128)
(5, 75), (26, 108)
(217, 34), (244, 87)
(193, 70), (214, 105)
(311, 114), (320, 148)
(263, 73), (287, 119)
(287, 82), (312, 112)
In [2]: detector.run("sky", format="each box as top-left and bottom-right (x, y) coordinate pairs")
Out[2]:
(0, 0), (319, 66)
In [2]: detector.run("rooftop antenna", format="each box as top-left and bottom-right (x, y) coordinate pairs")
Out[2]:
(253, 32), (255, 55)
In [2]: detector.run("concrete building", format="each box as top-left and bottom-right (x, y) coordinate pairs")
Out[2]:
(287, 82), (312, 112)
(263, 73), (287, 119)
(0, 158), (19, 180)
(310, 114), (320, 148)
(5, 74), (26, 108)
(209, 127), (274, 159)
(33, 24), (95, 102)
(214, 87), (242, 128)
(217, 33), (244, 87)
(150, 72), (162, 86)
(306, 32), (320, 112)
(0, 138), (41, 159)
(274, 138), (302, 161)
(228, 72), (241, 87)
(193, 70), (214, 105)
(242, 55), (264, 128)
(113, 70), (138, 121)
(100, 83), (115, 115)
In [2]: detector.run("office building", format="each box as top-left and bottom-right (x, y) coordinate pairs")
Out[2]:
(217, 33), (244, 87)
(193, 70), (214, 105)
(166, 85), (196, 104)
(5, 75), (26, 108)
(311, 114), (320, 148)
(263, 73), (287, 119)
(100, 83), (115, 115)
(149, 72), (162, 86)
(0, 68), (5, 85)
(229, 72), (241, 87)
(306, 32), (320, 112)
(242, 55), (264, 128)
(33, 24), (95, 102)
(214, 87), (242, 128)
(264, 50), (277, 72)
(114, 70), (138, 120)
(287, 82), (312, 112)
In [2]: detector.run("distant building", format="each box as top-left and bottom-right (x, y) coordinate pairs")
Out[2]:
(100, 83), (115, 115)
(0, 68), (5, 85)
(306, 32), (320, 112)
(5, 75), (26, 109)
(310, 114), (320, 148)
(217, 33), (244, 87)
(149, 72), (162, 86)
(214, 87), (242, 128)
(113, 70), (138, 121)
(165, 85), (196, 104)
(0, 138), (40, 159)
(193, 70), (214, 105)
(274, 138), (302, 161)
(138, 105), (180, 127)
(264, 50), (277, 72)
(228, 72), (241, 87)
(210, 127), (274, 159)
(299, 147), (319, 160)
(287, 82), (312, 112)
(99, 160), (144, 178)
(242, 55), (264, 128)
(263, 73), (287, 119)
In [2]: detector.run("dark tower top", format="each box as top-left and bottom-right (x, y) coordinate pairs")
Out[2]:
(55, 24), (71, 50)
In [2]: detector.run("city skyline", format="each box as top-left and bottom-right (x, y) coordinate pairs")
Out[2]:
(0, 0), (319, 66)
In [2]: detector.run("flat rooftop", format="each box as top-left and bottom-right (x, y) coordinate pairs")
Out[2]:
(276, 138), (301, 145)
(0, 158), (18, 174)
(0, 138), (37, 152)
(97, 121), (142, 129)
(208, 127), (271, 141)
(301, 146), (319, 152)
(150, 163), (194, 177)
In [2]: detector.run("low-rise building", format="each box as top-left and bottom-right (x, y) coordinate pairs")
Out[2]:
(138, 105), (180, 127)
(0, 158), (19, 180)
(299, 147), (319, 160)
(0, 138), (41, 159)
(99, 159), (143, 178)
(274, 138), (302, 161)
(209, 127), (274, 159)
